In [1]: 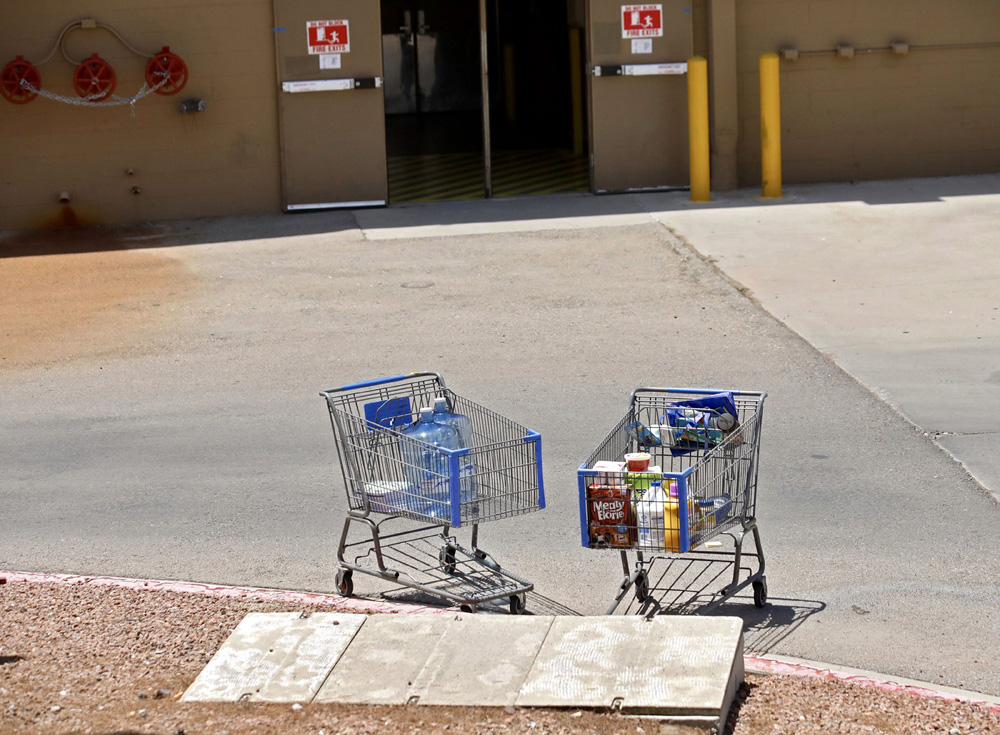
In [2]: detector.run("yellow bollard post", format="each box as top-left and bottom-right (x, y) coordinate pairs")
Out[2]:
(759, 52), (782, 198)
(687, 56), (710, 202)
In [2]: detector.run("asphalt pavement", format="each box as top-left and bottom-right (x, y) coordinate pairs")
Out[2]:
(2, 174), (998, 696)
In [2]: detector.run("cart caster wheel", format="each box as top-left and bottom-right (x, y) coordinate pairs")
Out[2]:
(335, 568), (353, 598)
(460, 603), (476, 614)
(439, 545), (457, 575)
(634, 572), (650, 603)
(752, 577), (768, 608)
(509, 594), (526, 615)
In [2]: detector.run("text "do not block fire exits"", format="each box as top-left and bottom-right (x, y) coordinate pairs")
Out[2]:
(307, 20), (350, 54)
(622, 4), (663, 38)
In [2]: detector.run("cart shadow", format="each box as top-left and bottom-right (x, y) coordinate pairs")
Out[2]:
(613, 556), (826, 653)
(376, 587), (583, 616)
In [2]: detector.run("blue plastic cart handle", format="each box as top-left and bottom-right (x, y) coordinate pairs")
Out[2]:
(340, 374), (412, 390)
(320, 372), (444, 395)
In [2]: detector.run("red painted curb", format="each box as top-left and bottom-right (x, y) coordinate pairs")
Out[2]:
(0, 570), (455, 616)
(745, 655), (1000, 716)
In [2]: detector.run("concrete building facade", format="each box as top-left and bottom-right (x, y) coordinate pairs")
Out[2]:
(1, 0), (997, 229)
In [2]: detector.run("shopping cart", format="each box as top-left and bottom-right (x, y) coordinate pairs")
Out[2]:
(320, 372), (545, 614)
(578, 387), (766, 615)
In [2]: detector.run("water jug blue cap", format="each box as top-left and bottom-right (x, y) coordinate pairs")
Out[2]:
(419, 407), (434, 420)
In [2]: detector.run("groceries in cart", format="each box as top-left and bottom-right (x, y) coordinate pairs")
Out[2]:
(586, 457), (732, 551)
(625, 391), (741, 455)
(587, 475), (730, 552)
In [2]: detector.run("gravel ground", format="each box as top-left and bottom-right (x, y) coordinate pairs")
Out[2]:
(1, 578), (998, 735)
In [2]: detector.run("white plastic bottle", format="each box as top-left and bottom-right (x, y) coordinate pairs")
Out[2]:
(636, 480), (667, 549)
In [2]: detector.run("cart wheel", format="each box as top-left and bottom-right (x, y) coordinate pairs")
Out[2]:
(509, 594), (526, 615)
(335, 568), (354, 597)
(635, 571), (650, 603)
(439, 545), (457, 575)
(752, 577), (768, 608)
(460, 603), (476, 614)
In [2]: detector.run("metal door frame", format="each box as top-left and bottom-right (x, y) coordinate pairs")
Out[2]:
(379, 0), (592, 201)
(479, 0), (492, 197)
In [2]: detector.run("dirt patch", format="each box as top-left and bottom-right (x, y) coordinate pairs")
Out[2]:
(0, 579), (998, 735)
(0, 225), (194, 373)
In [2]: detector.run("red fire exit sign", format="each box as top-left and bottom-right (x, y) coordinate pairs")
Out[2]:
(622, 4), (663, 38)
(307, 20), (350, 54)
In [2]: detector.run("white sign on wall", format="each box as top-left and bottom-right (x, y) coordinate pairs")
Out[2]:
(319, 53), (342, 69)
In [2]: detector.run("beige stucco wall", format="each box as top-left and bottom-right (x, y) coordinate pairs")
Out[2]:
(734, 0), (1000, 186)
(0, 2), (281, 230)
(2, 1), (999, 228)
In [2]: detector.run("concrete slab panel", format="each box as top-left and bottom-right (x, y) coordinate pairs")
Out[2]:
(516, 616), (744, 717)
(411, 615), (556, 707)
(314, 614), (454, 704)
(181, 612), (364, 702)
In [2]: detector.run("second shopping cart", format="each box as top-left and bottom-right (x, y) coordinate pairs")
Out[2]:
(578, 387), (767, 614)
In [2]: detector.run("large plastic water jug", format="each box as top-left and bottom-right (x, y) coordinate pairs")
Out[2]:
(401, 407), (460, 519)
(433, 397), (479, 517)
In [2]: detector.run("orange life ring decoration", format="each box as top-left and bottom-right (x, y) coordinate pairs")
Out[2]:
(74, 53), (117, 100)
(1, 56), (41, 104)
(145, 46), (188, 95)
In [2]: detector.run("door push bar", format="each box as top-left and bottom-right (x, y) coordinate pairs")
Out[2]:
(592, 62), (687, 77)
(281, 77), (383, 93)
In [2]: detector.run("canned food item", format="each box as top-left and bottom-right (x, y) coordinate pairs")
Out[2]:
(696, 493), (732, 526)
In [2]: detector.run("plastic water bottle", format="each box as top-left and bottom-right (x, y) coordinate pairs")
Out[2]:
(636, 481), (667, 549)
(401, 407), (460, 520)
(432, 397), (479, 519)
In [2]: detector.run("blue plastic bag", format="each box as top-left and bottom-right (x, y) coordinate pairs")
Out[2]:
(662, 392), (739, 456)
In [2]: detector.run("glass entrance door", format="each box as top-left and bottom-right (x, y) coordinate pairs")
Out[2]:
(381, 0), (486, 202)
(380, 0), (589, 203)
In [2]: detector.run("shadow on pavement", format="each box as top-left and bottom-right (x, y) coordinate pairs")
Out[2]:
(5, 173), (996, 257)
(608, 554), (826, 654)
(0, 207), (358, 258)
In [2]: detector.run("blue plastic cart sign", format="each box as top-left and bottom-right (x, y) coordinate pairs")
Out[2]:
(363, 397), (411, 431)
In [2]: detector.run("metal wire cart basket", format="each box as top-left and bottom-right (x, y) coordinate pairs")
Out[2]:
(578, 387), (767, 615)
(320, 372), (545, 614)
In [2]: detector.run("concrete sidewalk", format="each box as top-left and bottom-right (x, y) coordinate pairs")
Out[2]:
(639, 174), (1000, 505)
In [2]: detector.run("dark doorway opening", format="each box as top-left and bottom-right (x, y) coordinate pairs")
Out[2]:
(381, 0), (485, 203)
(485, 0), (589, 198)
(380, 0), (588, 203)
